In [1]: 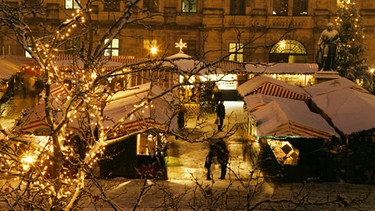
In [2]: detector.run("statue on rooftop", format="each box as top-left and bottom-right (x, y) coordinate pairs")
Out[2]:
(317, 23), (340, 71)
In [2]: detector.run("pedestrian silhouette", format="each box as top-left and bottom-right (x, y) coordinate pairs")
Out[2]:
(204, 150), (215, 180)
(205, 139), (229, 180)
(216, 100), (225, 131)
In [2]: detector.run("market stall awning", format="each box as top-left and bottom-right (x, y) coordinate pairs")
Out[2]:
(244, 94), (302, 111)
(163, 52), (215, 75)
(245, 63), (318, 74)
(251, 99), (339, 140)
(12, 83), (178, 137)
(305, 77), (375, 135)
(305, 77), (368, 97)
(237, 75), (310, 100)
(309, 86), (375, 135)
(103, 83), (178, 139)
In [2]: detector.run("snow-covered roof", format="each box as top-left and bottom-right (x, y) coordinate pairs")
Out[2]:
(305, 77), (368, 97)
(243, 94), (304, 112)
(311, 88), (375, 135)
(237, 75), (310, 100)
(103, 83), (177, 138)
(251, 99), (339, 140)
(245, 63), (318, 74)
(163, 52), (215, 74)
(12, 83), (178, 137)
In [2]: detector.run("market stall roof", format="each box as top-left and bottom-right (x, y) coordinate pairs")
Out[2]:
(305, 77), (375, 135)
(12, 83), (178, 137)
(305, 77), (369, 97)
(245, 63), (318, 74)
(0, 55), (34, 79)
(103, 83), (178, 138)
(237, 75), (310, 100)
(163, 52), (217, 74)
(309, 88), (375, 135)
(251, 99), (339, 140)
(243, 94), (302, 112)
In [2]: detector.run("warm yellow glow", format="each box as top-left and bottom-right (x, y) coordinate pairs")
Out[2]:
(150, 46), (158, 55)
(21, 154), (37, 170)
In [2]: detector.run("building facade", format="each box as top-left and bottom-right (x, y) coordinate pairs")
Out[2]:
(1, 0), (374, 66)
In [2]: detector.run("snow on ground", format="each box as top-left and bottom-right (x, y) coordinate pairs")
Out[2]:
(1, 97), (375, 210)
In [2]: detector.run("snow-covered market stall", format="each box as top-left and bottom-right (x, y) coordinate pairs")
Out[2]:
(305, 77), (375, 183)
(238, 75), (310, 100)
(249, 98), (339, 181)
(11, 82), (178, 179)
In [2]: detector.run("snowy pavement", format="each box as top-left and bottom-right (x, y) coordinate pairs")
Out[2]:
(1, 97), (375, 210)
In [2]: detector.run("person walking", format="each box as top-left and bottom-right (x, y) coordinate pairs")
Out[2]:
(216, 100), (225, 131)
(204, 149), (215, 180)
(177, 105), (187, 130)
(215, 139), (229, 180)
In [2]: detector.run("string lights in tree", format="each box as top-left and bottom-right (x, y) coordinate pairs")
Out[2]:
(335, 0), (374, 93)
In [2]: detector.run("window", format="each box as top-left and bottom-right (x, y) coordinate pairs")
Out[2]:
(273, 0), (288, 16)
(104, 38), (119, 56)
(136, 134), (157, 155)
(144, 0), (159, 13)
(293, 0), (308, 16)
(230, 0), (245, 15)
(229, 43), (244, 62)
(269, 39), (307, 63)
(65, 0), (80, 9)
(182, 0), (197, 13)
(104, 0), (120, 12)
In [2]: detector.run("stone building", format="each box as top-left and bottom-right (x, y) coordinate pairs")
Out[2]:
(0, 0), (374, 66)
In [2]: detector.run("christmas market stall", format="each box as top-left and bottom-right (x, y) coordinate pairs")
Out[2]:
(237, 75), (310, 100)
(11, 82), (178, 179)
(305, 77), (375, 183)
(100, 82), (178, 179)
(163, 50), (218, 115)
(249, 98), (339, 181)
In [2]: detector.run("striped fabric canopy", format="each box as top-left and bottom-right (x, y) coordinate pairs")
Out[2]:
(238, 75), (310, 100)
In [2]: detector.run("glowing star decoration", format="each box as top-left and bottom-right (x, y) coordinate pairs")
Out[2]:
(175, 39), (187, 53)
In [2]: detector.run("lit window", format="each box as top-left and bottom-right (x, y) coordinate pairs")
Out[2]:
(137, 133), (157, 156)
(182, 0), (197, 13)
(104, 0), (120, 12)
(65, 0), (80, 9)
(293, 0), (308, 16)
(229, 43), (244, 62)
(104, 38), (119, 56)
(273, 0), (288, 16)
(230, 0), (245, 15)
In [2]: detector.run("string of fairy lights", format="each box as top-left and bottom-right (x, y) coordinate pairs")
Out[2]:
(0, 7), (115, 201)
(335, 0), (365, 48)
(1, 5), (162, 202)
